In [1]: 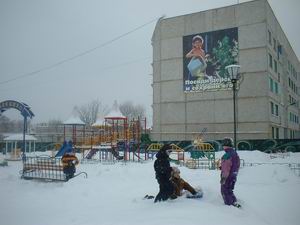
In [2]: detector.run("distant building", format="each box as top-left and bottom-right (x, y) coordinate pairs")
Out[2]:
(32, 123), (64, 143)
(151, 0), (300, 141)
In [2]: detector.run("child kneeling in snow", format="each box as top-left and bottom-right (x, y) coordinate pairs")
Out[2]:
(61, 152), (79, 181)
(154, 144), (176, 202)
(170, 167), (203, 198)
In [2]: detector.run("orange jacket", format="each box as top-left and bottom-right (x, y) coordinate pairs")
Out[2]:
(61, 154), (79, 168)
(171, 177), (197, 196)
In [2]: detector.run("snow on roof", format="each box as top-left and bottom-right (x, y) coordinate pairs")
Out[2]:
(105, 109), (127, 119)
(92, 118), (105, 127)
(105, 100), (126, 119)
(63, 116), (85, 125)
(4, 134), (37, 141)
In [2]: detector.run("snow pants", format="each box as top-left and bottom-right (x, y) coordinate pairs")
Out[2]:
(154, 178), (175, 203)
(63, 165), (75, 180)
(221, 175), (237, 205)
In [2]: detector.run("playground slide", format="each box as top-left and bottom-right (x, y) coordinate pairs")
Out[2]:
(55, 141), (73, 157)
(85, 149), (98, 159)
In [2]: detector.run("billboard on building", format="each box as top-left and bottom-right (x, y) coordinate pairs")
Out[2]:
(183, 27), (238, 92)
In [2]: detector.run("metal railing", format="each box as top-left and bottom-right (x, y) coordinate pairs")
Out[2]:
(22, 156), (66, 181)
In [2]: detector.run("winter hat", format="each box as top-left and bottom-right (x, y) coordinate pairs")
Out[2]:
(160, 144), (171, 151)
(223, 137), (233, 147)
(160, 144), (172, 153)
(156, 144), (172, 158)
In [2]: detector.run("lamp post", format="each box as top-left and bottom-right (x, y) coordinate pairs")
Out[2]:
(225, 65), (241, 150)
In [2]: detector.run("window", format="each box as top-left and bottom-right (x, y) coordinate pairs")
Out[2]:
(270, 102), (274, 115)
(269, 77), (273, 92)
(289, 112), (299, 124)
(270, 102), (279, 116)
(269, 54), (273, 69)
(272, 127), (279, 139)
(268, 30), (272, 45)
(290, 130), (296, 139)
(275, 104), (278, 116)
(273, 38), (277, 52)
(288, 79), (298, 94)
(274, 82), (278, 94)
(269, 77), (279, 95)
(274, 60), (277, 73)
(277, 43), (281, 59)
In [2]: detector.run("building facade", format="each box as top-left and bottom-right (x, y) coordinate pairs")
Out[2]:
(151, 0), (300, 141)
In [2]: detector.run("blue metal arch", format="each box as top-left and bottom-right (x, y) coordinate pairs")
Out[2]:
(0, 100), (34, 118)
(0, 100), (34, 160)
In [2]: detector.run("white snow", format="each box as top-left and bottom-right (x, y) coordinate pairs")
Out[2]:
(1, 151), (300, 225)
(63, 116), (85, 125)
(3, 134), (37, 141)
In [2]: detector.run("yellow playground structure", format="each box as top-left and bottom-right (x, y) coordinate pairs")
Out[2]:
(146, 143), (185, 162)
(69, 117), (147, 147)
(186, 137), (216, 169)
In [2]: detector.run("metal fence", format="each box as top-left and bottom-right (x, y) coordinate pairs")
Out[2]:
(22, 156), (66, 181)
(184, 158), (215, 170)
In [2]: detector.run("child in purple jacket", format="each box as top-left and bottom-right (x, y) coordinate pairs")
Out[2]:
(220, 137), (241, 208)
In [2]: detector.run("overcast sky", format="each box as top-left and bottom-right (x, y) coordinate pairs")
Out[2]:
(0, 0), (299, 124)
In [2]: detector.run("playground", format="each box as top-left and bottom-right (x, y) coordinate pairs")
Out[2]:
(0, 100), (222, 183)
(1, 150), (300, 225)
(1, 100), (300, 225)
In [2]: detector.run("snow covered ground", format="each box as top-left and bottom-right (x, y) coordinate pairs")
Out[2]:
(1, 151), (300, 225)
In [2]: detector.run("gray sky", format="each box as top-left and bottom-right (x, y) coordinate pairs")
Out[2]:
(0, 0), (299, 124)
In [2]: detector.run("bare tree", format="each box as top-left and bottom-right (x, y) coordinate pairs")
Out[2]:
(119, 101), (146, 120)
(48, 119), (63, 133)
(74, 99), (109, 126)
(0, 115), (10, 133)
(0, 115), (25, 133)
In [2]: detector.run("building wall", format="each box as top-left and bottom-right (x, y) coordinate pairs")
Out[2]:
(151, 0), (300, 142)
(265, 1), (300, 139)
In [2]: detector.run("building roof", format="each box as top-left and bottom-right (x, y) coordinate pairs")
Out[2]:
(105, 109), (127, 120)
(105, 100), (127, 120)
(4, 134), (37, 141)
(63, 116), (85, 125)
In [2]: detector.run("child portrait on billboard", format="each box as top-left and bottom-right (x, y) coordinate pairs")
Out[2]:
(183, 27), (238, 92)
(186, 35), (209, 80)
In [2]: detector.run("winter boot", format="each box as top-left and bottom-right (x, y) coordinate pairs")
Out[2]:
(232, 202), (241, 208)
